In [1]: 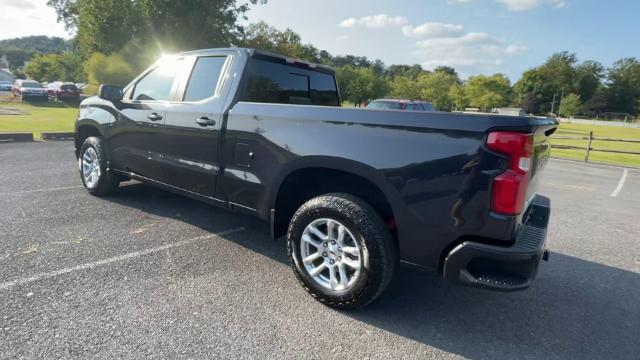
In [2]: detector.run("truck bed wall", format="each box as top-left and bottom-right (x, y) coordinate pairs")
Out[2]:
(222, 103), (544, 269)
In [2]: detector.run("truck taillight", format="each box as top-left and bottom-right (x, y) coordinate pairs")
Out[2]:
(487, 131), (533, 215)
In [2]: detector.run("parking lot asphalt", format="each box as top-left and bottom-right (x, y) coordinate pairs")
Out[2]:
(1, 141), (638, 359)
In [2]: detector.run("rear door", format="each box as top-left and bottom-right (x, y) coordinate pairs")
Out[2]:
(156, 54), (232, 198)
(110, 56), (185, 180)
(220, 56), (340, 210)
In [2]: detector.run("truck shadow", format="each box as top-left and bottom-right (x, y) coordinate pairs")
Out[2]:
(108, 181), (639, 360)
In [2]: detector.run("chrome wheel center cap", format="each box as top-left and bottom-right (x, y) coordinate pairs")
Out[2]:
(327, 243), (339, 258)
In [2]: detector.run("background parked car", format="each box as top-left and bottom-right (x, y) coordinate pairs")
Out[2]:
(47, 82), (80, 101)
(366, 99), (434, 111)
(11, 79), (48, 101)
(0, 80), (12, 91)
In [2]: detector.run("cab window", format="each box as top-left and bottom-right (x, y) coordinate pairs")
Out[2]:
(131, 57), (183, 101)
(183, 56), (228, 102)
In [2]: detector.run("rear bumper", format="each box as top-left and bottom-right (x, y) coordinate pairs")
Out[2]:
(443, 194), (550, 291)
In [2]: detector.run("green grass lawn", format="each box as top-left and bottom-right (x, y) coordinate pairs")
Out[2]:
(551, 123), (640, 168)
(0, 98), (77, 137)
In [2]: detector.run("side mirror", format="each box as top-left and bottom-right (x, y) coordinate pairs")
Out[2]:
(98, 84), (123, 102)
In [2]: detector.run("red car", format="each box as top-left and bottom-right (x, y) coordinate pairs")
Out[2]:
(47, 82), (80, 101)
(12, 79), (48, 101)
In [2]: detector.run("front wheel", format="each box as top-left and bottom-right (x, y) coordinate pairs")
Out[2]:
(78, 136), (119, 196)
(287, 193), (397, 309)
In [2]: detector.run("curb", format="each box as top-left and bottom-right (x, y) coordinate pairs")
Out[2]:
(41, 132), (75, 141)
(0, 133), (34, 142)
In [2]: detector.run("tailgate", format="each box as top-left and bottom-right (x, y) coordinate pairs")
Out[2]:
(527, 121), (557, 202)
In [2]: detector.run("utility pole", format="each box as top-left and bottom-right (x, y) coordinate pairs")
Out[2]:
(550, 93), (557, 115)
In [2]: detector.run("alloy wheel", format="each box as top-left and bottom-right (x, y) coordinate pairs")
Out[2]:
(80, 147), (101, 188)
(300, 218), (364, 291)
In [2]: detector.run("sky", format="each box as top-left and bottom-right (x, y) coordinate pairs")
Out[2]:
(0, 0), (638, 81)
(245, 0), (640, 80)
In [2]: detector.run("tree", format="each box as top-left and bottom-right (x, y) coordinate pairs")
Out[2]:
(0, 36), (70, 53)
(418, 71), (459, 110)
(585, 87), (608, 116)
(85, 53), (136, 87)
(331, 55), (372, 69)
(242, 21), (318, 61)
(519, 92), (540, 114)
(335, 66), (389, 105)
(370, 59), (385, 77)
(385, 64), (425, 80)
(24, 54), (63, 82)
(463, 74), (512, 111)
(573, 61), (604, 102)
(433, 66), (458, 78)
(513, 52), (608, 115)
(49, 0), (262, 57)
(389, 76), (420, 99)
(450, 84), (469, 110)
(47, 0), (80, 30)
(0, 47), (32, 69)
(74, 0), (143, 57)
(539, 52), (577, 94)
(23, 53), (83, 82)
(558, 93), (583, 117)
(606, 58), (640, 115)
(514, 69), (543, 113)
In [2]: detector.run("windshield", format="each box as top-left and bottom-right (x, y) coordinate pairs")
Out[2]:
(367, 101), (403, 110)
(21, 81), (43, 88)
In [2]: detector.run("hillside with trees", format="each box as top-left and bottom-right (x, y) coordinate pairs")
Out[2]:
(0, 36), (72, 76)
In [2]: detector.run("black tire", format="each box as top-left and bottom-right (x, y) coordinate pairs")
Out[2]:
(287, 193), (397, 309)
(78, 136), (119, 196)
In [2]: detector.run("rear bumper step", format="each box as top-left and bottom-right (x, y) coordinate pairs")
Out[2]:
(443, 194), (550, 292)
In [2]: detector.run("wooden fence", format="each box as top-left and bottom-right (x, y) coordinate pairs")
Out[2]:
(551, 132), (640, 162)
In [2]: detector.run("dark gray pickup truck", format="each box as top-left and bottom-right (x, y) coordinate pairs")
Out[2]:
(75, 48), (556, 309)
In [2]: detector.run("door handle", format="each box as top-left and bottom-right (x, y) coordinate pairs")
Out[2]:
(195, 116), (216, 127)
(147, 112), (163, 121)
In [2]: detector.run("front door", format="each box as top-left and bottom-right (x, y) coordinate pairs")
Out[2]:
(109, 57), (185, 181)
(158, 55), (231, 198)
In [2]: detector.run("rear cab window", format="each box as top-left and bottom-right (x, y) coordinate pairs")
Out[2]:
(240, 56), (340, 106)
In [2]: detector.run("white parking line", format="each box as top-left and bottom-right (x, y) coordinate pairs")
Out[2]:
(610, 169), (628, 197)
(0, 227), (245, 291)
(0, 185), (84, 196)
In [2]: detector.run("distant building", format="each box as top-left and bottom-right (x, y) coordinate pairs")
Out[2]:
(0, 68), (15, 82)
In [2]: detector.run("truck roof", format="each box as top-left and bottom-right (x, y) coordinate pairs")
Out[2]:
(179, 47), (336, 74)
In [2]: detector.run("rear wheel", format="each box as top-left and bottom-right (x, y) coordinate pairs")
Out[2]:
(288, 193), (397, 309)
(78, 136), (119, 196)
